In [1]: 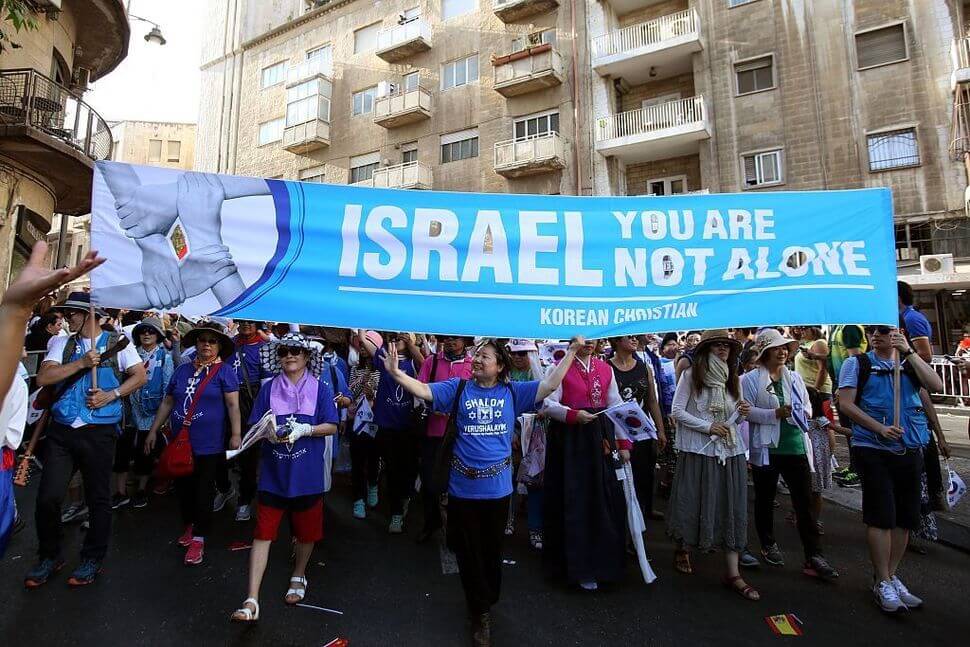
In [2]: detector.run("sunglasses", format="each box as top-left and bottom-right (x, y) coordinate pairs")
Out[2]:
(870, 326), (894, 335)
(276, 346), (305, 358)
(510, 351), (529, 357)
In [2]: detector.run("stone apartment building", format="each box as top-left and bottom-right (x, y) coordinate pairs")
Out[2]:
(198, 0), (970, 350)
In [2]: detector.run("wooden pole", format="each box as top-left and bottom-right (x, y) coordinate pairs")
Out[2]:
(89, 304), (99, 391)
(893, 348), (901, 428)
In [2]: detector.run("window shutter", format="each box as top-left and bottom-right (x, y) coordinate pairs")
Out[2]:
(856, 25), (906, 69)
(743, 155), (757, 185)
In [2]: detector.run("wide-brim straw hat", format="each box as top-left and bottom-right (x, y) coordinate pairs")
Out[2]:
(694, 329), (743, 358)
(259, 332), (323, 378)
(183, 321), (235, 360)
(751, 328), (799, 362)
(132, 316), (165, 341)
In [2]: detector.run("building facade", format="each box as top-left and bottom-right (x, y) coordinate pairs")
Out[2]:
(0, 0), (129, 286)
(198, 0), (970, 352)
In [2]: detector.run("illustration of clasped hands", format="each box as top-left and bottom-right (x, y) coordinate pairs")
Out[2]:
(98, 162), (270, 310)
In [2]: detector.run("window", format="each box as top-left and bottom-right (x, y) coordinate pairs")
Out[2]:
(646, 176), (688, 196)
(261, 61), (286, 88)
(512, 29), (556, 52)
(513, 111), (559, 140)
(287, 79), (331, 126)
(441, 54), (479, 91)
(735, 56), (774, 95)
(867, 128), (919, 171)
(741, 150), (783, 187)
(441, 128), (479, 163)
(258, 118), (285, 146)
(351, 152), (380, 183)
(442, 0), (476, 20)
(300, 165), (327, 183)
(728, 0), (758, 6)
(401, 7), (421, 22)
(402, 142), (418, 164)
(75, 245), (84, 266)
(404, 71), (420, 92)
(306, 44), (333, 74)
(354, 22), (381, 54)
(148, 139), (162, 162)
(166, 140), (181, 162)
(352, 86), (377, 115)
(856, 24), (907, 69)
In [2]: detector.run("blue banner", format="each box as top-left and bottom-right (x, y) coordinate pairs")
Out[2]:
(91, 161), (897, 338)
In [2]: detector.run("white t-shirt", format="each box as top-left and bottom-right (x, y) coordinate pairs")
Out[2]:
(43, 334), (141, 428)
(1, 376), (28, 450)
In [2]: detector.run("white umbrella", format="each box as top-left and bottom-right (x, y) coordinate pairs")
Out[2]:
(622, 461), (657, 584)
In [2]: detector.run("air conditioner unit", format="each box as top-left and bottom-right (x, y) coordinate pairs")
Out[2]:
(71, 66), (91, 92)
(920, 253), (954, 275)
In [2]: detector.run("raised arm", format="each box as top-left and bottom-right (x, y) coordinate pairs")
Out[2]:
(383, 343), (433, 401)
(892, 333), (943, 393)
(536, 336), (583, 401)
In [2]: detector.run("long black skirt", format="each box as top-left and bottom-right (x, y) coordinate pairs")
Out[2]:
(542, 413), (627, 584)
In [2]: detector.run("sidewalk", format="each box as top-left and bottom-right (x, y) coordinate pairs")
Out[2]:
(824, 416), (970, 552)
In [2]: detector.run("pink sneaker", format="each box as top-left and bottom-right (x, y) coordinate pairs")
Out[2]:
(184, 538), (204, 566)
(177, 525), (194, 548)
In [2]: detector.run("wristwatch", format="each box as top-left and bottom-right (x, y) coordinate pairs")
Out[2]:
(113, 389), (122, 400)
(900, 349), (914, 359)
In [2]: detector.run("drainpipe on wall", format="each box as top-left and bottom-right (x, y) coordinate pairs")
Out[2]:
(54, 214), (69, 268)
(570, 0), (583, 195)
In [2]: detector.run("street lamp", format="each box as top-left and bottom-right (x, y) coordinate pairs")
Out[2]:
(125, 0), (167, 46)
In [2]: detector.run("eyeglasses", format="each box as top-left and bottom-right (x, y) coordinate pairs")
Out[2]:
(276, 346), (304, 358)
(196, 336), (220, 345)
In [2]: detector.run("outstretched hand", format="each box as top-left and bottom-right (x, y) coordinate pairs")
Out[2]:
(383, 343), (402, 377)
(116, 183), (179, 239)
(139, 234), (185, 310)
(179, 245), (236, 297)
(2, 242), (104, 312)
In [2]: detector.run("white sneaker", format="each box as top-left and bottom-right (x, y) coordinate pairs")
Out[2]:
(213, 488), (236, 512)
(891, 575), (923, 609)
(873, 580), (906, 613)
(235, 504), (252, 522)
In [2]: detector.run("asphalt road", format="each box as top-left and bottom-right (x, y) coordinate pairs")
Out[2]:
(2, 471), (968, 646)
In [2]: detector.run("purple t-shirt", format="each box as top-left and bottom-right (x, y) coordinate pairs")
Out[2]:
(372, 349), (417, 430)
(248, 376), (339, 498)
(166, 362), (239, 455)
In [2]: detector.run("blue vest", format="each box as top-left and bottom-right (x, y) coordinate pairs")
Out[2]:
(51, 332), (124, 427)
(853, 351), (928, 450)
(137, 346), (168, 411)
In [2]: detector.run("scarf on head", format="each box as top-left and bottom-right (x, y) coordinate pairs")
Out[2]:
(270, 369), (319, 416)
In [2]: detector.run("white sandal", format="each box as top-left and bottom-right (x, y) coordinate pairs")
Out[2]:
(285, 576), (308, 605)
(230, 597), (259, 623)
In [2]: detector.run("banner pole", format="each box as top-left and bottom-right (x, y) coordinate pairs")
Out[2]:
(893, 348), (901, 428)
(89, 304), (99, 391)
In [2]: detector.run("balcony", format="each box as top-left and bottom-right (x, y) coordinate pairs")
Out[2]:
(353, 162), (433, 189)
(0, 69), (113, 215)
(494, 132), (566, 177)
(492, 0), (559, 23)
(493, 45), (565, 97)
(595, 95), (710, 163)
(287, 56), (332, 87)
(283, 75), (332, 153)
(376, 18), (432, 63)
(952, 37), (970, 89)
(374, 86), (433, 128)
(592, 9), (701, 84)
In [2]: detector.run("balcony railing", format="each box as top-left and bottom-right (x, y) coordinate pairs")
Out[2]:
(374, 162), (433, 189)
(494, 132), (566, 177)
(0, 68), (113, 161)
(596, 96), (706, 143)
(592, 9), (698, 60)
(287, 57), (332, 87)
(376, 18), (432, 62)
(493, 46), (564, 97)
(374, 86), (433, 128)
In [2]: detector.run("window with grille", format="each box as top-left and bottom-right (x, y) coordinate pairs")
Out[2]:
(441, 55), (479, 91)
(442, 0), (476, 20)
(441, 129), (479, 163)
(513, 111), (559, 141)
(258, 118), (285, 146)
(352, 86), (377, 116)
(741, 150), (783, 187)
(166, 140), (181, 162)
(148, 139), (162, 162)
(354, 22), (381, 54)
(350, 152), (380, 183)
(261, 61), (286, 88)
(867, 128), (919, 171)
(856, 24), (907, 69)
(287, 79), (331, 126)
(735, 56), (774, 95)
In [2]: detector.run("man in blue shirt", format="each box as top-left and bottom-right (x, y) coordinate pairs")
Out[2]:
(837, 326), (942, 614)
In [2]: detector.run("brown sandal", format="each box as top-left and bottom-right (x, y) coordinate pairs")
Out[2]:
(674, 550), (693, 575)
(723, 575), (760, 601)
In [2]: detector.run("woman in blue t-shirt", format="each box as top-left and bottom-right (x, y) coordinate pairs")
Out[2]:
(383, 336), (583, 646)
(145, 321), (240, 567)
(230, 333), (339, 623)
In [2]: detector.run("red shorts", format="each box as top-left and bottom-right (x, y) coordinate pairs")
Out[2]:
(253, 499), (324, 543)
